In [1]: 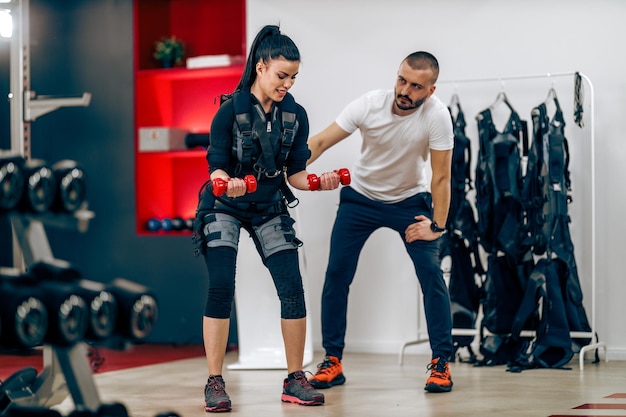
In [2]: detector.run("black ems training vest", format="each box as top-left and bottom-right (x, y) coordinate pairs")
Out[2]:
(229, 91), (298, 180)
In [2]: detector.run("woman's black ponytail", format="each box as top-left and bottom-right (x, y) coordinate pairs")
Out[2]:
(234, 24), (300, 92)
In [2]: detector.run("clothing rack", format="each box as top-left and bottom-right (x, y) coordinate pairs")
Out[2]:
(399, 71), (606, 371)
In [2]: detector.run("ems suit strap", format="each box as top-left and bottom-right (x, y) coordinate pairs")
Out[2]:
(519, 120), (529, 156)
(277, 111), (296, 168)
(476, 109), (494, 151)
(548, 133), (565, 190)
(551, 107), (572, 191)
(508, 110), (529, 157)
(276, 110), (299, 207)
(253, 93), (297, 178)
(234, 93), (254, 168)
(280, 181), (298, 208)
(252, 103), (280, 177)
(454, 103), (467, 131)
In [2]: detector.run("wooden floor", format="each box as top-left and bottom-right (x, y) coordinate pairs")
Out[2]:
(47, 349), (624, 417)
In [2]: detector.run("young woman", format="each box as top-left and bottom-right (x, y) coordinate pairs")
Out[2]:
(194, 24), (341, 412)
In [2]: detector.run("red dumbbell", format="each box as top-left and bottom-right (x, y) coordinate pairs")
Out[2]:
(307, 168), (351, 191)
(212, 174), (258, 197)
(336, 168), (351, 185)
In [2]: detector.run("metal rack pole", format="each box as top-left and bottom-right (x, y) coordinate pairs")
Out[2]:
(9, 0), (30, 158)
(4, 1), (102, 412)
(7, 0), (92, 269)
(8, 0), (29, 270)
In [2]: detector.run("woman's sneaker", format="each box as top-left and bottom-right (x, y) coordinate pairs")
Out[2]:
(204, 375), (232, 412)
(281, 370), (325, 406)
(308, 356), (346, 389)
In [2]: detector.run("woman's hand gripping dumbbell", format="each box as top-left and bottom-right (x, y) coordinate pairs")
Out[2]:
(307, 168), (351, 191)
(212, 174), (258, 197)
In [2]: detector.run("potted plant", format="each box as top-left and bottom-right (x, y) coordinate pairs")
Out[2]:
(153, 36), (185, 68)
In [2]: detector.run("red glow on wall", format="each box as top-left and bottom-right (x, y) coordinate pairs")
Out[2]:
(133, 0), (245, 234)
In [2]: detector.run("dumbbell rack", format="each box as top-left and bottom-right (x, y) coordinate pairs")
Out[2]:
(5, 211), (110, 414)
(2, 0), (104, 413)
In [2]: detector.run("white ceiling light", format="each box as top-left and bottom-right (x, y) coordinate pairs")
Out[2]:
(0, 9), (11, 38)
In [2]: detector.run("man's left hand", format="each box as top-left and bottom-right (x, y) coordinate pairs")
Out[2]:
(405, 214), (442, 243)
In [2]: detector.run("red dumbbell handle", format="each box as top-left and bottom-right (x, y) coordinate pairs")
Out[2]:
(212, 175), (257, 196)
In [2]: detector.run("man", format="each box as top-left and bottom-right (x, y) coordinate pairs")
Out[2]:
(306, 51), (455, 393)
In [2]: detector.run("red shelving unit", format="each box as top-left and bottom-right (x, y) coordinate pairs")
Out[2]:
(133, 0), (246, 234)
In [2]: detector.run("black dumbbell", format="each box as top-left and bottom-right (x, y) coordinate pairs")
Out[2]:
(29, 260), (89, 346)
(74, 279), (118, 341)
(0, 153), (26, 212)
(0, 268), (48, 350)
(51, 159), (87, 213)
(106, 278), (158, 341)
(19, 159), (57, 213)
(185, 132), (210, 149)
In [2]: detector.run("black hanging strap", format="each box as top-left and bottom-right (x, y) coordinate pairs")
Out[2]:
(574, 72), (584, 128)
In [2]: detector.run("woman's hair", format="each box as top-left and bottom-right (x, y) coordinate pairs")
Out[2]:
(234, 25), (300, 92)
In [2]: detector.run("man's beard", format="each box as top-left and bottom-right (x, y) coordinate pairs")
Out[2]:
(395, 94), (426, 111)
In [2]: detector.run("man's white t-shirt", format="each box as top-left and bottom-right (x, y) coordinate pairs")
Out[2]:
(336, 89), (454, 203)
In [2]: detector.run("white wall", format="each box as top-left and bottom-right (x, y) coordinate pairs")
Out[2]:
(247, 0), (626, 360)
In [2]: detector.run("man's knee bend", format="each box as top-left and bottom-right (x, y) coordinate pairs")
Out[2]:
(280, 294), (306, 319)
(323, 268), (353, 294)
(418, 266), (446, 292)
(325, 261), (358, 284)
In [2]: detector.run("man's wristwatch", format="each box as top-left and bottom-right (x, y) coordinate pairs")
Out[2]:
(430, 220), (446, 234)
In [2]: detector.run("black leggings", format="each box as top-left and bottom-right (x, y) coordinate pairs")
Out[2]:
(203, 247), (306, 320)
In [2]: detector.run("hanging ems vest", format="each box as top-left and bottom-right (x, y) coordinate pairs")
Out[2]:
(449, 101), (473, 214)
(441, 99), (483, 362)
(523, 99), (571, 255)
(475, 107), (529, 260)
(522, 94), (592, 349)
(474, 101), (536, 367)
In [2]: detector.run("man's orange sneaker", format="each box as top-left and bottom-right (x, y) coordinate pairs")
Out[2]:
(308, 356), (346, 389)
(424, 356), (453, 392)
